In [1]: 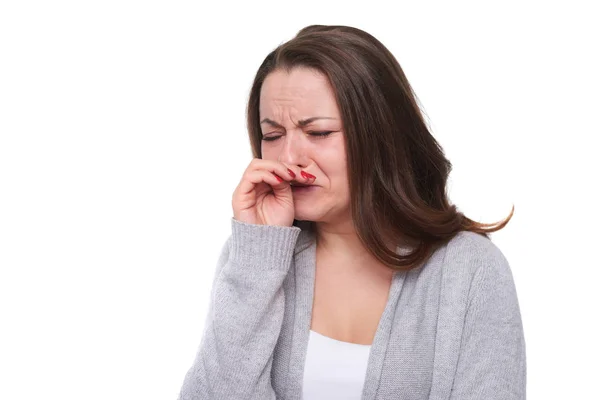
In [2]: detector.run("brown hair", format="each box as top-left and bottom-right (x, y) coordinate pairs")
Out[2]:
(246, 25), (514, 272)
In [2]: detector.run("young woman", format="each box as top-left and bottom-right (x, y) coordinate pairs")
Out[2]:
(179, 25), (525, 400)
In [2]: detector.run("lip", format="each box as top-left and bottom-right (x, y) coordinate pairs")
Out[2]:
(291, 184), (317, 193)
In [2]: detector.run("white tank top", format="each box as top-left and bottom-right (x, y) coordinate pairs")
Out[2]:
(302, 329), (372, 399)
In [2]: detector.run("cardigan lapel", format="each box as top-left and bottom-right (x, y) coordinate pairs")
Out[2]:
(360, 271), (407, 399)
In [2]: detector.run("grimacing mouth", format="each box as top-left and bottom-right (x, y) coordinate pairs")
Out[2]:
(290, 182), (313, 187)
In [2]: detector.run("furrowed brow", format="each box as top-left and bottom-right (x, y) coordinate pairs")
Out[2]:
(260, 116), (336, 129)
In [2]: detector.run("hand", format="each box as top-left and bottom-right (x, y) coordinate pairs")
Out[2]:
(232, 158), (316, 226)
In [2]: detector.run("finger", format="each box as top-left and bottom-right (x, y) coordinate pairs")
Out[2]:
(299, 170), (317, 182)
(277, 162), (300, 181)
(250, 159), (298, 182)
(237, 169), (290, 195)
(281, 164), (316, 184)
(268, 161), (316, 184)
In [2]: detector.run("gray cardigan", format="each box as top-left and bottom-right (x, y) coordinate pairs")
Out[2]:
(178, 218), (526, 399)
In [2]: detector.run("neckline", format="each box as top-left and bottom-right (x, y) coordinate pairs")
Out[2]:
(284, 230), (408, 399)
(309, 329), (373, 347)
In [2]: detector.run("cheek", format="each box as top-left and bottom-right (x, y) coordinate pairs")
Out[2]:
(324, 161), (349, 193)
(317, 148), (347, 181)
(260, 144), (276, 160)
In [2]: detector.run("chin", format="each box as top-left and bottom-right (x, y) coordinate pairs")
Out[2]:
(294, 201), (350, 226)
(292, 206), (322, 223)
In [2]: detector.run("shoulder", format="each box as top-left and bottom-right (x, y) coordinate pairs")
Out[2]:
(441, 231), (517, 303)
(443, 231), (511, 276)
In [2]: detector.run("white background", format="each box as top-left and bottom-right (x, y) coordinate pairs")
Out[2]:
(1, 1), (598, 399)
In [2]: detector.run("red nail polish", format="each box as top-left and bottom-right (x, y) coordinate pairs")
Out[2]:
(301, 171), (316, 180)
(287, 168), (296, 178)
(274, 174), (283, 182)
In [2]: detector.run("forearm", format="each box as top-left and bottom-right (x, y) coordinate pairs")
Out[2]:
(178, 218), (301, 400)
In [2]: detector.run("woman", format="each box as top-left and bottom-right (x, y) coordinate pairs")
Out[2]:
(179, 25), (526, 400)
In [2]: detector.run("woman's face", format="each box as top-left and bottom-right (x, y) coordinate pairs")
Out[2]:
(259, 67), (350, 224)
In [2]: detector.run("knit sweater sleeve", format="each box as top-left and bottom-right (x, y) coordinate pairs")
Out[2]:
(178, 218), (301, 400)
(449, 242), (527, 400)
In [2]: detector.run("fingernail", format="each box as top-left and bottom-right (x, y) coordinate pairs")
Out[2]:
(287, 168), (296, 178)
(274, 174), (283, 182)
(301, 171), (316, 180)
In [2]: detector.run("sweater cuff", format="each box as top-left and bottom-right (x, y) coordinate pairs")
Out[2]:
(230, 218), (302, 270)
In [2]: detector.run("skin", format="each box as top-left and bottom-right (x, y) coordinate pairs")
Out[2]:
(257, 67), (391, 273)
(232, 66), (394, 344)
(259, 67), (350, 227)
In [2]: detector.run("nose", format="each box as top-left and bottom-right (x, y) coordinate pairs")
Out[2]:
(278, 131), (308, 167)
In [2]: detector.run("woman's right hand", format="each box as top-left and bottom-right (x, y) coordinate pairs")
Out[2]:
(232, 159), (316, 227)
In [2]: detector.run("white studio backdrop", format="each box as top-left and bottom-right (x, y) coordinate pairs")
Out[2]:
(0, 1), (598, 399)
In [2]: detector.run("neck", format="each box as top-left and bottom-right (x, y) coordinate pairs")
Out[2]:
(312, 215), (400, 280)
(315, 218), (359, 251)
(314, 218), (384, 274)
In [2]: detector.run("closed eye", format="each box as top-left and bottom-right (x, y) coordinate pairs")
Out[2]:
(261, 135), (280, 142)
(261, 131), (334, 142)
(309, 131), (334, 138)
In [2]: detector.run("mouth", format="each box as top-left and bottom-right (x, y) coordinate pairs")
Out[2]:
(290, 183), (313, 187)
(290, 182), (317, 193)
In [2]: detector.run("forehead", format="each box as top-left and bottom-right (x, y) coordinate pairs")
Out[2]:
(259, 67), (339, 118)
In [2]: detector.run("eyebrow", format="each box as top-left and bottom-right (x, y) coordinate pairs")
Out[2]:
(260, 117), (336, 129)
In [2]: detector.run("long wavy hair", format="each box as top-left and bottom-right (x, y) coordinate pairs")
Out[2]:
(246, 25), (513, 272)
